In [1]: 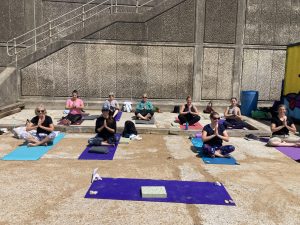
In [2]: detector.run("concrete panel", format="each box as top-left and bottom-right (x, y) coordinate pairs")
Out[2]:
(68, 44), (86, 96)
(259, 0), (276, 45)
(37, 54), (53, 96)
(0, 47), (13, 66)
(52, 48), (69, 97)
(9, 0), (26, 39)
(24, 0), (34, 31)
(274, 0), (292, 45)
(241, 49), (258, 91)
(270, 50), (285, 100)
(116, 45), (147, 98)
(147, 46), (163, 98)
(85, 44), (102, 98)
(21, 63), (38, 96)
(177, 0), (195, 43)
(98, 23), (117, 40)
(202, 48), (218, 99)
(0, 0), (10, 41)
(244, 0), (261, 44)
(99, 45), (117, 98)
(216, 49), (234, 99)
(161, 5), (179, 42)
(162, 47), (178, 98)
(204, 0), (237, 44)
(290, 0), (300, 43)
(116, 22), (147, 41)
(177, 47), (194, 99)
(147, 13), (164, 42)
(256, 50), (273, 100)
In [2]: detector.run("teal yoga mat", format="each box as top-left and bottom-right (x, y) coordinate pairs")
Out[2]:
(2, 133), (65, 161)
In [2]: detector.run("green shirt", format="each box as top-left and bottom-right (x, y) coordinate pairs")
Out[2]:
(136, 101), (153, 111)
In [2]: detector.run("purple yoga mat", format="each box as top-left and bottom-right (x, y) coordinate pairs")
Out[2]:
(85, 177), (235, 206)
(114, 111), (122, 121)
(276, 146), (300, 161)
(78, 134), (120, 160)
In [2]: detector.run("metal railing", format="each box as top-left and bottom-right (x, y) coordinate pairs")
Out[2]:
(6, 0), (157, 58)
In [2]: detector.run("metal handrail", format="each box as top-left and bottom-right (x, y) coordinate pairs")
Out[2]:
(7, 0), (157, 58)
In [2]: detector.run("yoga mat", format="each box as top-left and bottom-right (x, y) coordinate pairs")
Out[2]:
(82, 115), (99, 120)
(197, 149), (238, 165)
(191, 137), (203, 148)
(57, 119), (83, 125)
(180, 122), (203, 130)
(135, 117), (155, 124)
(78, 134), (121, 160)
(276, 146), (300, 161)
(2, 133), (65, 161)
(85, 177), (235, 206)
(114, 111), (122, 121)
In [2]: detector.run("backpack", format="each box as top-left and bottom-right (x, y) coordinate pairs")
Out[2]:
(122, 120), (137, 137)
(203, 101), (214, 114)
(173, 106), (180, 113)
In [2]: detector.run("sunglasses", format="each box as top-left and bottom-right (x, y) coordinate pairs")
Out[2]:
(142, 96), (147, 98)
(212, 117), (220, 120)
(37, 110), (45, 113)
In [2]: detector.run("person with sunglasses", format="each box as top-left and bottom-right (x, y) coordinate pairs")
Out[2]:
(178, 95), (200, 125)
(135, 93), (154, 120)
(202, 112), (235, 157)
(20, 104), (56, 146)
(63, 90), (84, 125)
(103, 92), (119, 118)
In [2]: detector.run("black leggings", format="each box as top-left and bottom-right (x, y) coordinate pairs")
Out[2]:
(178, 114), (200, 125)
(65, 114), (82, 124)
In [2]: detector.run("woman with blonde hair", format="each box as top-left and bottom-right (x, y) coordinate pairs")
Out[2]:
(20, 104), (56, 146)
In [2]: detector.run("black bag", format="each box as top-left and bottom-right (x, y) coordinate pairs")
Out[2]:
(88, 146), (109, 154)
(122, 120), (137, 137)
(173, 106), (180, 113)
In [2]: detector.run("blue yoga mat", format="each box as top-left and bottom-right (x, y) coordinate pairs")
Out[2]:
(85, 177), (235, 206)
(78, 134), (121, 160)
(191, 137), (238, 165)
(2, 133), (65, 161)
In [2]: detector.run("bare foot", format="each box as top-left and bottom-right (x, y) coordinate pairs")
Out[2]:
(28, 142), (40, 147)
(214, 151), (224, 158)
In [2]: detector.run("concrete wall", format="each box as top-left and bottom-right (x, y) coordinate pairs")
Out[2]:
(0, 68), (18, 107)
(21, 43), (194, 99)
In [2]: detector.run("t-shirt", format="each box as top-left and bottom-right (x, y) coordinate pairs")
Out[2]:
(95, 116), (116, 140)
(66, 98), (84, 115)
(271, 116), (294, 136)
(136, 101), (153, 111)
(31, 115), (53, 134)
(203, 124), (226, 147)
(104, 100), (119, 111)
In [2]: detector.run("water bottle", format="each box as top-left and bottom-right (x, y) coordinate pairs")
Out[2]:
(185, 122), (189, 130)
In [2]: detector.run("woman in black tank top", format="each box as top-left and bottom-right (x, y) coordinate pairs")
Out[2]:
(178, 96), (200, 125)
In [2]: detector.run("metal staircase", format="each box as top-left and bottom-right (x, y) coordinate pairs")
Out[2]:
(6, 0), (161, 63)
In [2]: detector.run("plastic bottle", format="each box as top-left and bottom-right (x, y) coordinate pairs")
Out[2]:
(185, 122), (189, 130)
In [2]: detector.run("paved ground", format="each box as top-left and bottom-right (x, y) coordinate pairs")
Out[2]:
(1, 127), (300, 224)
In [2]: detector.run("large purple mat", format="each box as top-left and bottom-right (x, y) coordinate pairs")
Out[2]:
(85, 177), (235, 206)
(276, 146), (300, 161)
(78, 134), (121, 160)
(114, 111), (122, 121)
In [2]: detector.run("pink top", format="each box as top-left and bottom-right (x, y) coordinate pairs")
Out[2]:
(66, 98), (84, 115)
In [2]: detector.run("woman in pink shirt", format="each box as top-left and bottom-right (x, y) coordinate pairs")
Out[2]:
(63, 90), (84, 125)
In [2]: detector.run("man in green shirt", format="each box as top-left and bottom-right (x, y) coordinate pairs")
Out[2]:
(135, 93), (154, 120)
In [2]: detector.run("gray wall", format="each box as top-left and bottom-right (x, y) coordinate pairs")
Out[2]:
(21, 43), (194, 99)
(0, 68), (18, 107)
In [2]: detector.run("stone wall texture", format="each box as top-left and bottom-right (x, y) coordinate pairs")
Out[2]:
(21, 43), (194, 99)
(1, 0), (300, 102)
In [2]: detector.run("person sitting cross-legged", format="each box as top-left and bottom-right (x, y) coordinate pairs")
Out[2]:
(267, 104), (300, 147)
(135, 93), (154, 121)
(63, 90), (84, 125)
(20, 104), (56, 147)
(178, 95), (200, 126)
(93, 105), (117, 145)
(202, 112), (235, 158)
(103, 92), (120, 118)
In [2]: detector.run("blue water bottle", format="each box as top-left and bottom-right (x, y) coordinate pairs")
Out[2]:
(185, 122), (189, 130)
